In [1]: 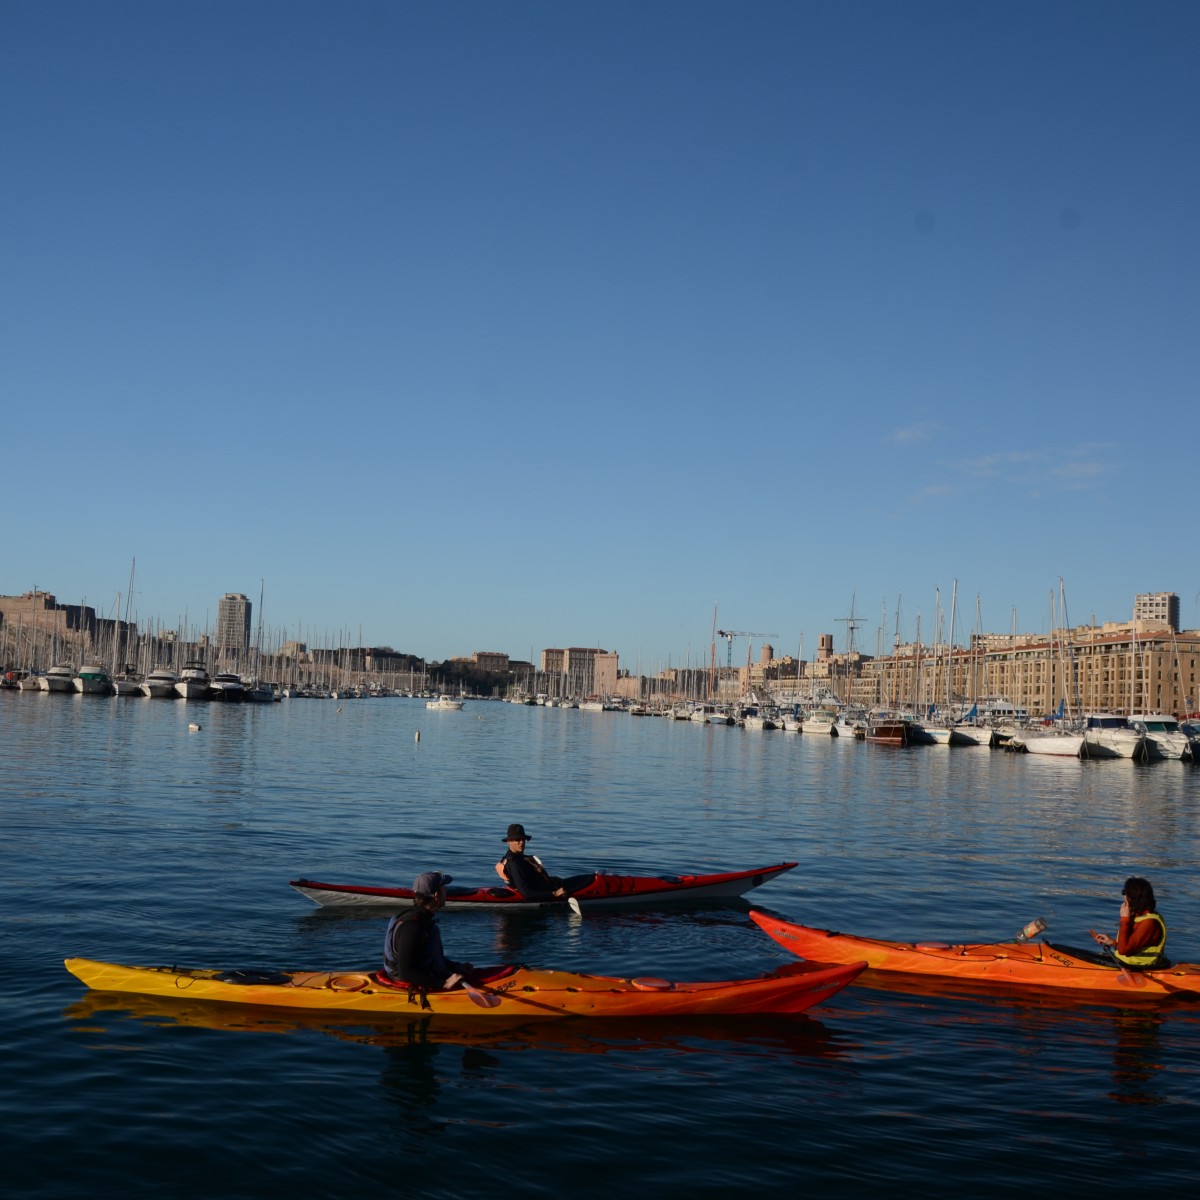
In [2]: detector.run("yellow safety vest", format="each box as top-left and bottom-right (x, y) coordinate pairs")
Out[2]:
(1113, 912), (1167, 968)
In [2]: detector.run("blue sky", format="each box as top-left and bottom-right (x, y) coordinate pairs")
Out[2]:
(3, 2), (1197, 667)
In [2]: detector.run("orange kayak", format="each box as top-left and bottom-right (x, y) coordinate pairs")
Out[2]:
(64, 955), (866, 1019)
(749, 909), (1200, 1002)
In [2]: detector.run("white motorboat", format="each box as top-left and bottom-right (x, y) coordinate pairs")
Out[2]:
(209, 672), (246, 701)
(1009, 725), (1086, 757)
(1127, 714), (1197, 761)
(425, 695), (465, 711)
(741, 713), (776, 730)
(683, 703), (731, 724)
(111, 672), (143, 696)
(141, 667), (179, 699)
(800, 709), (839, 736)
(1081, 714), (1149, 761)
(73, 664), (113, 695)
(175, 660), (211, 700)
(835, 713), (866, 739)
(922, 721), (976, 746)
(39, 663), (76, 693)
(952, 723), (995, 748)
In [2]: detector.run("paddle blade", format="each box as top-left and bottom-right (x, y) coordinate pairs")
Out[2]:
(464, 983), (502, 1009)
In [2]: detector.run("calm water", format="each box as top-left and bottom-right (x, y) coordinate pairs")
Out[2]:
(4, 691), (1200, 1197)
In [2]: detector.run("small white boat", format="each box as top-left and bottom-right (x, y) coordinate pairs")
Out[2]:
(209, 673), (246, 702)
(922, 722), (976, 746)
(141, 667), (179, 699)
(741, 713), (776, 730)
(73, 664), (113, 695)
(1081, 714), (1148, 761)
(952, 723), (995, 748)
(688, 704), (732, 725)
(425, 695), (465, 711)
(175, 660), (211, 700)
(835, 713), (866, 739)
(111, 673), (143, 696)
(1009, 725), (1086, 757)
(800, 709), (839, 736)
(39, 664), (76, 693)
(1127, 714), (1197, 761)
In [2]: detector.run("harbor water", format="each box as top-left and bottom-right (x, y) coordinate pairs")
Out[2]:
(4, 691), (1200, 1197)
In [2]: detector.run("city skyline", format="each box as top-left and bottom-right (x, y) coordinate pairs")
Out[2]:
(3, 4), (1197, 664)
(1, 583), (1193, 672)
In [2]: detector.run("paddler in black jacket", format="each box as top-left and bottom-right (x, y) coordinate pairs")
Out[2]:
(494, 823), (592, 904)
(382, 871), (472, 989)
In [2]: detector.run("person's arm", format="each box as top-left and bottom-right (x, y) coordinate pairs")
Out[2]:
(505, 854), (562, 900)
(426, 923), (472, 982)
(1092, 896), (1130, 947)
(1116, 916), (1160, 956)
(531, 855), (567, 897)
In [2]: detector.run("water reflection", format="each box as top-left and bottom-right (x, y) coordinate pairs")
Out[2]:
(64, 990), (852, 1067)
(1109, 1010), (1165, 1107)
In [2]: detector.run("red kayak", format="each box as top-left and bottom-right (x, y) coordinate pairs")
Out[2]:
(290, 862), (797, 909)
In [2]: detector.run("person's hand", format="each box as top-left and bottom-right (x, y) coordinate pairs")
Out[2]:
(1120, 897), (1131, 920)
(553, 887), (566, 898)
(1091, 929), (1114, 947)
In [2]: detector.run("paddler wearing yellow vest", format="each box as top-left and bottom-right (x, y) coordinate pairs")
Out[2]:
(1091, 876), (1169, 969)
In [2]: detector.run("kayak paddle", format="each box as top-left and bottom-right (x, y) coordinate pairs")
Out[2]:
(445, 972), (502, 1008)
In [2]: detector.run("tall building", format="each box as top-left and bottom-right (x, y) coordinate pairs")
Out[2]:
(1134, 592), (1179, 632)
(216, 593), (252, 651)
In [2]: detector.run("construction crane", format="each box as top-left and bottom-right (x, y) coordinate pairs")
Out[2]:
(715, 629), (779, 669)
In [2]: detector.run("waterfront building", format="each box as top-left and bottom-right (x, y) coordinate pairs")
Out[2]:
(215, 593), (251, 653)
(540, 647), (613, 697)
(1135, 592), (1180, 633)
(593, 651), (619, 698)
(471, 651), (510, 673)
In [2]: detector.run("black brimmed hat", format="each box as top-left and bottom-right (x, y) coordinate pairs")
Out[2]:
(503, 823), (530, 842)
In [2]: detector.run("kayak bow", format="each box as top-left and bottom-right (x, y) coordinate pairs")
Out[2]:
(749, 909), (1200, 1003)
(290, 862), (798, 909)
(64, 954), (865, 1019)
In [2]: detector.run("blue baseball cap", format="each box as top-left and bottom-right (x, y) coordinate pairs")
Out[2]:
(412, 871), (452, 896)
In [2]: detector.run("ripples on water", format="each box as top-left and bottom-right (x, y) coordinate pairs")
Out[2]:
(4, 692), (1200, 1197)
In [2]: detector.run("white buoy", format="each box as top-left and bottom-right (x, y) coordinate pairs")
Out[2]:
(415, 730), (421, 742)
(188, 723), (201, 732)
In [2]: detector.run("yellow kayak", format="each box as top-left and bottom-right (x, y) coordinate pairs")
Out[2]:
(64, 956), (866, 1019)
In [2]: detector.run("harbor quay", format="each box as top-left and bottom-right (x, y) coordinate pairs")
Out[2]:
(2, 588), (1198, 719)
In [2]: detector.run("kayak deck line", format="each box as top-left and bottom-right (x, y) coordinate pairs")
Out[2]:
(64, 954), (866, 1019)
(289, 862), (799, 909)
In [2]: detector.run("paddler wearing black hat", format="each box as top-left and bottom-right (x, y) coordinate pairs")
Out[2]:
(495, 823), (593, 907)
